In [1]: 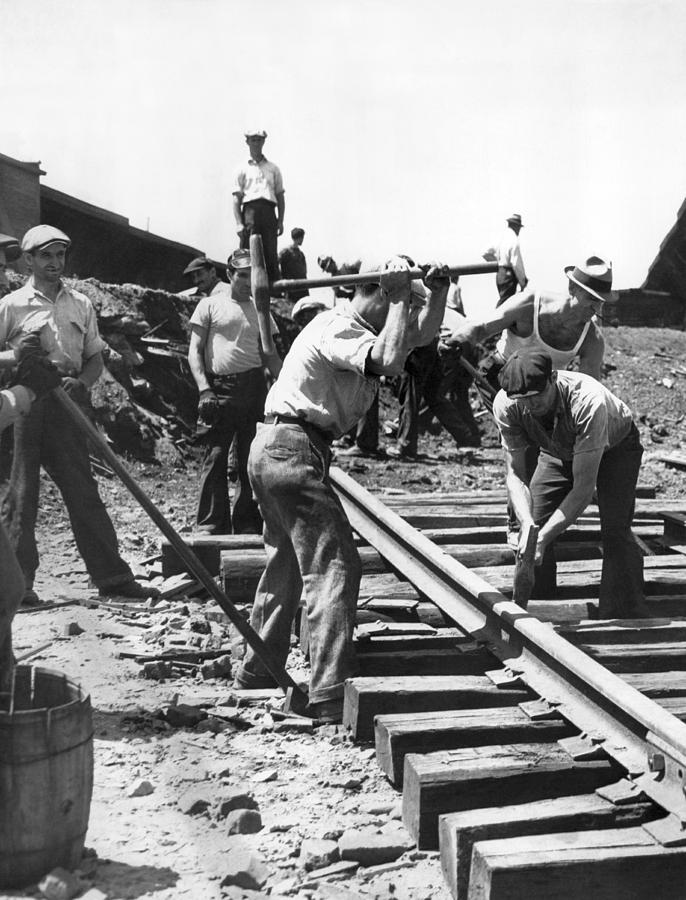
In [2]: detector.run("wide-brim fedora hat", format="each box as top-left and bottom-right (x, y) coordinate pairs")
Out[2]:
(565, 255), (613, 304)
(507, 214), (523, 227)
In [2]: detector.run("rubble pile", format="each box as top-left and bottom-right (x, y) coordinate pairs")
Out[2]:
(6, 274), (298, 465)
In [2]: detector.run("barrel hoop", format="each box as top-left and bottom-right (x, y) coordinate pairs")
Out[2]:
(0, 730), (94, 765)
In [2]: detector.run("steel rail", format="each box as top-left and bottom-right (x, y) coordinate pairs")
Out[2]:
(331, 465), (686, 833)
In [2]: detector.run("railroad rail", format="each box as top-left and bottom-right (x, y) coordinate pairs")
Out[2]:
(327, 466), (686, 898)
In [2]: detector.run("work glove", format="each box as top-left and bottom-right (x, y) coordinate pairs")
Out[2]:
(198, 389), (219, 425)
(11, 333), (61, 399)
(61, 376), (90, 406)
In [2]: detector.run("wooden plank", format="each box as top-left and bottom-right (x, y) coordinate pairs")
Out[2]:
(402, 743), (619, 849)
(343, 676), (531, 742)
(559, 619), (686, 644)
(468, 826), (686, 900)
(356, 647), (496, 678)
(622, 671), (686, 697)
(583, 642), (686, 672)
(375, 707), (574, 786)
(439, 792), (657, 900)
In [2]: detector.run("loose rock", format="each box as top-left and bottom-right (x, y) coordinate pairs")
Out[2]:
(226, 808), (263, 835)
(300, 838), (340, 871)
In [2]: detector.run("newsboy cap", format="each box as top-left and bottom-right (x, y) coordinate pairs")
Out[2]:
(227, 248), (252, 270)
(245, 128), (267, 139)
(0, 233), (21, 262)
(291, 297), (327, 319)
(183, 256), (214, 275)
(21, 225), (71, 253)
(499, 350), (553, 398)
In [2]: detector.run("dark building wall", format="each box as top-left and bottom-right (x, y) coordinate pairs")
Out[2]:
(40, 186), (202, 292)
(0, 154), (43, 251)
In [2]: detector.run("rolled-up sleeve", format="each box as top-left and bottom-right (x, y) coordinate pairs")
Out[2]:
(493, 390), (532, 452)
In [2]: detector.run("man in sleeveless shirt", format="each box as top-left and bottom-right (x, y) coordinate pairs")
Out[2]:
(444, 256), (610, 388)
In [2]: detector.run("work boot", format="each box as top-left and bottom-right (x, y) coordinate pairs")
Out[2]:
(307, 698), (344, 725)
(99, 580), (160, 600)
(20, 588), (43, 608)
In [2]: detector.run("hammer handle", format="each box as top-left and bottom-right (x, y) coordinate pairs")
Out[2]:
(272, 262), (498, 294)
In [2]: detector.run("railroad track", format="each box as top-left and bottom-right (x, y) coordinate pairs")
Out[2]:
(164, 467), (686, 896)
(327, 467), (686, 899)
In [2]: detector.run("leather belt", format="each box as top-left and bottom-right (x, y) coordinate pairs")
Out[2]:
(264, 414), (332, 445)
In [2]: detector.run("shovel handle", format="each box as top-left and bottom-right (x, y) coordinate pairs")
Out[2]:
(53, 386), (309, 712)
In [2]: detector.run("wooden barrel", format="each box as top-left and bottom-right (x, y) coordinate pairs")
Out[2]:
(0, 665), (93, 888)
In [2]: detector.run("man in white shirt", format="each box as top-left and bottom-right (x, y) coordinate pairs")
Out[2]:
(483, 213), (527, 306)
(182, 257), (229, 298)
(0, 225), (159, 604)
(188, 249), (281, 534)
(232, 129), (285, 284)
(235, 258), (449, 721)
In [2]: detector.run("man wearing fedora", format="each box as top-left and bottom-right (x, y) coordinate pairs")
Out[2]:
(0, 225), (159, 604)
(494, 348), (648, 619)
(444, 255), (611, 391)
(484, 213), (528, 306)
(182, 256), (229, 298)
(188, 248), (281, 535)
(232, 129), (284, 285)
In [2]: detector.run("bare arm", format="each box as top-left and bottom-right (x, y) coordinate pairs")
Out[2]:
(367, 261), (412, 377)
(444, 288), (536, 347)
(577, 323), (605, 380)
(188, 327), (211, 392)
(504, 447), (536, 530)
(232, 193), (244, 230)
(79, 352), (104, 389)
(408, 265), (450, 348)
(536, 448), (602, 560)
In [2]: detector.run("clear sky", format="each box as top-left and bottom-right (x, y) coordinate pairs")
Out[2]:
(1, 0), (685, 313)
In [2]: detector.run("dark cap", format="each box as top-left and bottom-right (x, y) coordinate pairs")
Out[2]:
(507, 213), (523, 227)
(499, 350), (553, 398)
(0, 234), (21, 262)
(227, 248), (252, 270)
(183, 256), (214, 275)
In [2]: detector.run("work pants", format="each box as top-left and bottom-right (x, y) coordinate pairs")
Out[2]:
(530, 424), (645, 615)
(0, 520), (25, 689)
(398, 343), (479, 454)
(419, 344), (481, 445)
(496, 266), (518, 306)
(237, 422), (360, 703)
(240, 199), (280, 284)
(196, 368), (266, 534)
(1, 395), (133, 591)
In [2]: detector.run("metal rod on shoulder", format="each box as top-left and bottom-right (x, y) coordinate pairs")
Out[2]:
(272, 262), (498, 294)
(53, 386), (309, 714)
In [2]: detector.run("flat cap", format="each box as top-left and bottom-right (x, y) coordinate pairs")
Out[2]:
(292, 297), (327, 319)
(0, 234), (21, 262)
(227, 248), (252, 270)
(245, 128), (267, 139)
(21, 225), (71, 253)
(499, 350), (553, 398)
(183, 256), (214, 275)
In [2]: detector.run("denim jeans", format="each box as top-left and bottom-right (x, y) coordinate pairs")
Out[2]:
(237, 422), (361, 703)
(531, 423), (645, 615)
(196, 368), (266, 534)
(1, 395), (133, 590)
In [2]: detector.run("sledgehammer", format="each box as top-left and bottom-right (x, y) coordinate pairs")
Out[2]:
(52, 386), (310, 715)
